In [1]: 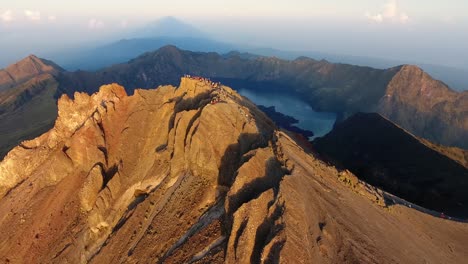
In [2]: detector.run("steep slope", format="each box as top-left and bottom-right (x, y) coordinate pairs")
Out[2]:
(378, 65), (468, 148)
(57, 46), (467, 148)
(1, 78), (467, 263)
(313, 113), (468, 217)
(0, 55), (62, 91)
(0, 55), (63, 159)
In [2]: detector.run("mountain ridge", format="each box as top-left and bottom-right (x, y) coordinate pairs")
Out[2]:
(0, 46), (466, 162)
(56, 46), (468, 148)
(378, 64), (468, 147)
(0, 55), (63, 91)
(0, 55), (63, 159)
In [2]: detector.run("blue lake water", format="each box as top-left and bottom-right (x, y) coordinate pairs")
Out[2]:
(238, 89), (337, 139)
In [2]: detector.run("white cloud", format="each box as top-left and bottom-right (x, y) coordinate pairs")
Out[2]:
(1, 10), (13, 22)
(48, 15), (57, 22)
(365, 12), (383, 23)
(24, 10), (41, 21)
(88, 18), (104, 29)
(365, 0), (409, 24)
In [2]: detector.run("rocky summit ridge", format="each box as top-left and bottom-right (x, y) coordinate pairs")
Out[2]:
(0, 77), (467, 263)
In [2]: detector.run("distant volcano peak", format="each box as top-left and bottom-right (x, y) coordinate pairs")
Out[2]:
(130, 16), (209, 39)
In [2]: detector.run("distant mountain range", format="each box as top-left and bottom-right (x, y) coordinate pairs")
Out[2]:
(1, 45), (467, 159)
(56, 46), (468, 149)
(56, 37), (236, 71)
(47, 17), (468, 91)
(50, 16), (227, 70)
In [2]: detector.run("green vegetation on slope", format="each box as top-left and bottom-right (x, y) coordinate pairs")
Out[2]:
(0, 77), (58, 159)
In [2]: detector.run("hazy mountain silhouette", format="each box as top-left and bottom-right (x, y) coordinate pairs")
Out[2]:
(59, 37), (236, 71)
(46, 17), (468, 91)
(129, 16), (209, 39)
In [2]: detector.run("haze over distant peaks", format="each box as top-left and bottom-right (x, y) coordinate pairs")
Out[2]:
(55, 17), (229, 70)
(129, 16), (209, 39)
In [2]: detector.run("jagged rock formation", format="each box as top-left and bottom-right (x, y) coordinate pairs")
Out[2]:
(0, 55), (63, 158)
(1, 78), (467, 263)
(313, 113), (468, 218)
(56, 46), (468, 148)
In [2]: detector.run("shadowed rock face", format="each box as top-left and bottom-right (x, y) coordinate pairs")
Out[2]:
(313, 113), (468, 218)
(1, 78), (467, 263)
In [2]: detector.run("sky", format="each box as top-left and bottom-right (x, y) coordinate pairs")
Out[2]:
(2, 0), (468, 19)
(1, 0), (468, 69)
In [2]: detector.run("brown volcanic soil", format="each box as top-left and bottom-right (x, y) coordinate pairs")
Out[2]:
(0, 78), (468, 263)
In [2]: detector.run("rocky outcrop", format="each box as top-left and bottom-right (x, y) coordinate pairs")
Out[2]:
(1, 78), (467, 263)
